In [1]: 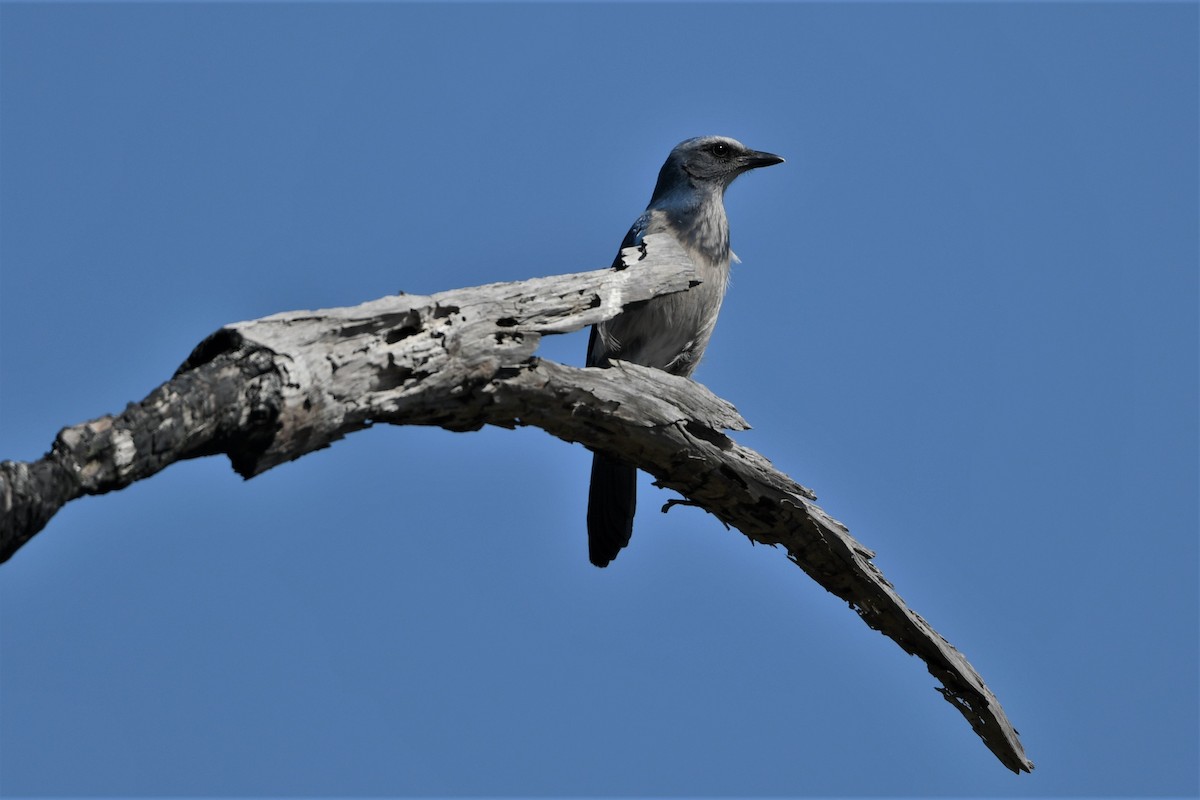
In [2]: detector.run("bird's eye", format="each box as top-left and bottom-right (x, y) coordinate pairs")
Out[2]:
(710, 143), (731, 158)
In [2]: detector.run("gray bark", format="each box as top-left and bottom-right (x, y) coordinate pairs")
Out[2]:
(0, 234), (1033, 774)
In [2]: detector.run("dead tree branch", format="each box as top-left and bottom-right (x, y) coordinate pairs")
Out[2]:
(0, 234), (1032, 774)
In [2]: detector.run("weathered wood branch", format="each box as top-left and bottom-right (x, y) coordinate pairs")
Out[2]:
(0, 234), (1032, 774)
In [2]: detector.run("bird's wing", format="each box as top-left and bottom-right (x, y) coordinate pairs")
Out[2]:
(586, 320), (604, 367)
(588, 212), (653, 367)
(609, 211), (651, 268)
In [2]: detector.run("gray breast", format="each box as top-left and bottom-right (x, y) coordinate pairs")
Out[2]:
(594, 208), (731, 377)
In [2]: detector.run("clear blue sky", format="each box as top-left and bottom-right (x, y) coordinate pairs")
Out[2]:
(1, 3), (1196, 797)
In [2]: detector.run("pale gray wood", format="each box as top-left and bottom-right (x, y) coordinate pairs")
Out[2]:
(0, 233), (1032, 774)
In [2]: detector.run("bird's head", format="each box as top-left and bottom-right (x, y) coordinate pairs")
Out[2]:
(653, 136), (784, 201)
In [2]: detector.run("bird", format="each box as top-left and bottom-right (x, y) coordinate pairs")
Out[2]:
(586, 135), (784, 567)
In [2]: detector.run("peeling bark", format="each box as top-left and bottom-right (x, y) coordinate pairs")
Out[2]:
(0, 234), (1032, 774)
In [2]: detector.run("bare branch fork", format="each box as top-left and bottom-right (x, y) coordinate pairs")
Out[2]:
(0, 234), (1032, 774)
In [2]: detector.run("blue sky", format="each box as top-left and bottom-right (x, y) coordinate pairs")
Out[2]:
(1, 2), (1196, 797)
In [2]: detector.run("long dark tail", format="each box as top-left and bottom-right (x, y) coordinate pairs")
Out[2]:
(587, 453), (637, 567)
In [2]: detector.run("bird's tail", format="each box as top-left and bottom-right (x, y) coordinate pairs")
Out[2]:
(587, 453), (637, 567)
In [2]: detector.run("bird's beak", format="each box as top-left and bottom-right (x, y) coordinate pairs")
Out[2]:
(742, 150), (785, 171)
